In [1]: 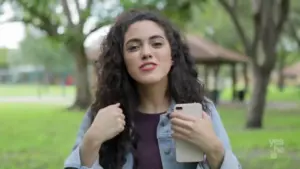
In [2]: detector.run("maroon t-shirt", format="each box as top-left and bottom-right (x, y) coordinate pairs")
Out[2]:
(134, 111), (164, 169)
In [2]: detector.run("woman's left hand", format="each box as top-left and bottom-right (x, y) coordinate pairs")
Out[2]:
(170, 111), (225, 168)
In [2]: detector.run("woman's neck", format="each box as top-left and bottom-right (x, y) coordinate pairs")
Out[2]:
(137, 78), (170, 114)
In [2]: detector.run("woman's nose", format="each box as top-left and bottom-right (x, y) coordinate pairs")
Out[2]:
(142, 53), (152, 60)
(141, 45), (152, 60)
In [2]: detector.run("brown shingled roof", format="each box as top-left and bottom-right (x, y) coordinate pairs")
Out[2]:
(185, 34), (248, 64)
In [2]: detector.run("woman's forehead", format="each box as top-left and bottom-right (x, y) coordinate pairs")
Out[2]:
(124, 20), (165, 41)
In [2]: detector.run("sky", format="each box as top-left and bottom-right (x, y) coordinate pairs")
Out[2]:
(0, 3), (25, 49)
(0, 0), (117, 49)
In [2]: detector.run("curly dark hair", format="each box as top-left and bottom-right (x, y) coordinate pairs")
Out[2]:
(90, 9), (209, 169)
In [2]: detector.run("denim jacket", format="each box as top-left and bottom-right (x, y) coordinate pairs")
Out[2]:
(64, 100), (242, 169)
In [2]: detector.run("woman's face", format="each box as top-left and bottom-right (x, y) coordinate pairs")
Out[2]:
(123, 20), (172, 85)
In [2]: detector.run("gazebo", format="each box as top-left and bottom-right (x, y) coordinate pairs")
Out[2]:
(84, 27), (249, 103)
(283, 62), (300, 78)
(186, 34), (249, 103)
(282, 62), (300, 86)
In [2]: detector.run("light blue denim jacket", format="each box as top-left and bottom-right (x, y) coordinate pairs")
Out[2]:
(64, 100), (242, 169)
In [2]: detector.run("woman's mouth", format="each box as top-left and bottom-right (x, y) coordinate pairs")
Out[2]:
(139, 63), (157, 71)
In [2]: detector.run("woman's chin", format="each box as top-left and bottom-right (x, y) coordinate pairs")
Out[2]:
(135, 76), (166, 86)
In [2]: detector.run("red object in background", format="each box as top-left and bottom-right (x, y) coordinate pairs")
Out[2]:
(65, 75), (73, 85)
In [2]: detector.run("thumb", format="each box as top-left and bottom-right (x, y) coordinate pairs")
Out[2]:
(108, 103), (120, 108)
(202, 111), (211, 120)
(114, 103), (120, 107)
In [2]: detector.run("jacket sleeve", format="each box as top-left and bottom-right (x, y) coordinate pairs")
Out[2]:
(197, 103), (242, 169)
(64, 109), (104, 169)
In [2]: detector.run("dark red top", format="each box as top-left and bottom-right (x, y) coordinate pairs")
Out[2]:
(134, 112), (164, 169)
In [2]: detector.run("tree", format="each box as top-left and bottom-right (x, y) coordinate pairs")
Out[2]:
(287, 0), (300, 48)
(218, 0), (290, 128)
(18, 34), (74, 75)
(276, 38), (294, 91)
(2, 0), (116, 109)
(187, 0), (242, 50)
(120, 0), (207, 29)
(274, 0), (300, 90)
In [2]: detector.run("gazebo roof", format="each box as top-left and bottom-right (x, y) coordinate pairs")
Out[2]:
(185, 34), (248, 64)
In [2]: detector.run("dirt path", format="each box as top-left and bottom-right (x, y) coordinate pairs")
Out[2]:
(0, 96), (74, 105)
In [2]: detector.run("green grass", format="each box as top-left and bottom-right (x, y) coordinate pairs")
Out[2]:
(1, 84), (299, 103)
(0, 84), (75, 97)
(221, 84), (300, 102)
(0, 103), (299, 169)
(0, 104), (83, 169)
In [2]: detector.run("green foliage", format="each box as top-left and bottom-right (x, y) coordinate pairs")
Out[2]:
(5, 0), (115, 49)
(16, 34), (74, 74)
(186, 0), (252, 52)
(120, 0), (207, 28)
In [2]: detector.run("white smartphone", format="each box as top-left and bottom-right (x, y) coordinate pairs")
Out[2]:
(173, 103), (204, 163)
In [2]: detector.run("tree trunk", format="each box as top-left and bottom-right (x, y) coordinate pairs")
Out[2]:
(246, 64), (270, 128)
(71, 51), (91, 110)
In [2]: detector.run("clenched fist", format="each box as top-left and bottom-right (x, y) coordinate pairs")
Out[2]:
(86, 103), (125, 145)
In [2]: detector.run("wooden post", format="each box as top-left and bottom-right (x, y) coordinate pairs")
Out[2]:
(213, 64), (220, 104)
(204, 65), (209, 88)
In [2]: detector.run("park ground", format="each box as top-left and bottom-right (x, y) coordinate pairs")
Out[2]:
(0, 84), (299, 169)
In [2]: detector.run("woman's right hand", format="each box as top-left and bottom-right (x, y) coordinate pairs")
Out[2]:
(80, 103), (125, 167)
(86, 103), (125, 146)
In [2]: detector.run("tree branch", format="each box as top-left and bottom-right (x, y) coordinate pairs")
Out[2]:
(74, 0), (81, 13)
(17, 0), (59, 36)
(218, 0), (250, 54)
(228, 0), (238, 9)
(61, 0), (74, 27)
(250, 0), (263, 58)
(86, 0), (93, 10)
(250, 11), (261, 61)
(78, 0), (93, 26)
(276, 0), (290, 34)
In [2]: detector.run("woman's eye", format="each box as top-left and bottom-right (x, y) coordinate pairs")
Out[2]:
(128, 46), (139, 51)
(152, 42), (162, 48)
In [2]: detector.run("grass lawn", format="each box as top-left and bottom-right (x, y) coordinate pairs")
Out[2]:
(221, 84), (300, 102)
(0, 103), (299, 169)
(1, 84), (299, 104)
(0, 84), (75, 97)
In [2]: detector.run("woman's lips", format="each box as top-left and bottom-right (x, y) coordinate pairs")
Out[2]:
(139, 63), (157, 71)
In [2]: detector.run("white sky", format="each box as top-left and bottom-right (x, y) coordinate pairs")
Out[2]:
(0, 0), (117, 49)
(0, 3), (25, 49)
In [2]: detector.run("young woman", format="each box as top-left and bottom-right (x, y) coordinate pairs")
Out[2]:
(64, 9), (241, 169)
